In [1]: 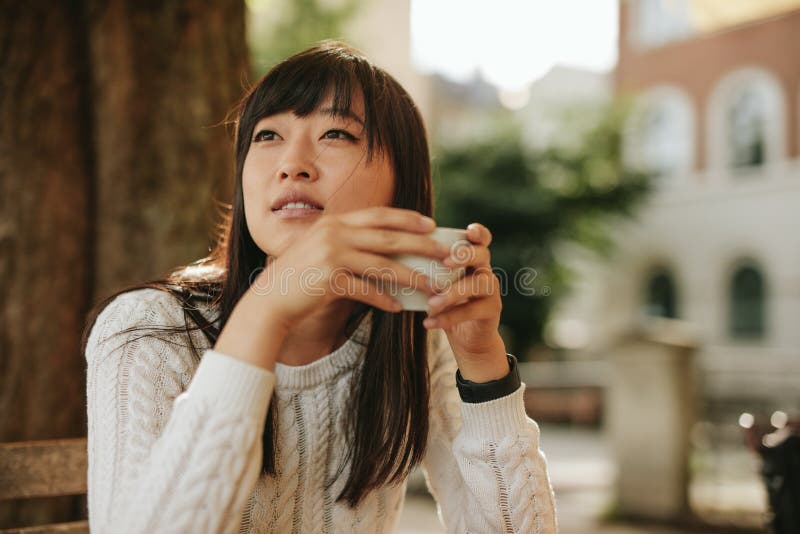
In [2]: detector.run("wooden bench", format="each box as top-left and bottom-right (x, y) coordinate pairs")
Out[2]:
(0, 439), (88, 534)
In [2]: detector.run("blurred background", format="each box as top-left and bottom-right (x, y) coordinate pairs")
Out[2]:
(2, 0), (799, 532)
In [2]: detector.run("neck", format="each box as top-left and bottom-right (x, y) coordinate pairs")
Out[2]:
(277, 300), (369, 366)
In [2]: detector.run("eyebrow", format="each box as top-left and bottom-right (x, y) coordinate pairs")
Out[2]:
(318, 107), (365, 127)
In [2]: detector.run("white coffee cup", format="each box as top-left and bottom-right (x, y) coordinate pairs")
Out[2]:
(384, 227), (469, 311)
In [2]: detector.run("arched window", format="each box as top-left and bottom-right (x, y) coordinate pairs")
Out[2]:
(728, 87), (766, 168)
(640, 106), (673, 176)
(626, 87), (694, 180)
(644, 270), (678, 318)
(706, 67), (785, 173)
(729, 265), (766, 339)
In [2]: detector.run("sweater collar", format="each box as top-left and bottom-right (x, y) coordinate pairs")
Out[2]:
(273, 310), (372, 390)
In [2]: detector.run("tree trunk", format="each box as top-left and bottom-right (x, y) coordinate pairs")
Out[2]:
(89, 0), (246, 297)
(0, 0), (247, 527)
(0, 0), (94, 526)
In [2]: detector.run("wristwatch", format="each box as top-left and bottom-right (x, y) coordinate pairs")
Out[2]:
(455, 354), (521, 403)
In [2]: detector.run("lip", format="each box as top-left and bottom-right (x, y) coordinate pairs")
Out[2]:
(271, 190), (324, 212)
(273, 207), (324, 219)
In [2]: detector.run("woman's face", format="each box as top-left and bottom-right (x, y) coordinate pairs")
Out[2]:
(242, 89), (395, 257)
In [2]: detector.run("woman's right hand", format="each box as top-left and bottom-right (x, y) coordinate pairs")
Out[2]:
(250, 206), (449, 331)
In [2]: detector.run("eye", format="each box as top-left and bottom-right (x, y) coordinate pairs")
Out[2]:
(253, 130), (280, 142)
(323, 129), (357, 141)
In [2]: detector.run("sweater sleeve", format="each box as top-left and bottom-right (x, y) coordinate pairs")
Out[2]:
(85, 289), (275, 534)
(421, 330), (558, 533)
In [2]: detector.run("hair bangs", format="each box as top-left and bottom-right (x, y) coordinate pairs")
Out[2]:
(245, 49), (382, 160)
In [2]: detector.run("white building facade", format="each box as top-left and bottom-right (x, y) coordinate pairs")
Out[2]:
(552, 0), (800, 410)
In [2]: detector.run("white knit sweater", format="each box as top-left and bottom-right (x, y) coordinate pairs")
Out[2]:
(85, 288), (557, 533)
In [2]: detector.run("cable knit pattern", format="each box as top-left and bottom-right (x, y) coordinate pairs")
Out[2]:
(85, 288), (557, 533)
(308, 384), (331, 531)
(421, 325), (559, 534)
(86, 289), (273, 534)
(269, 393), (297, 532)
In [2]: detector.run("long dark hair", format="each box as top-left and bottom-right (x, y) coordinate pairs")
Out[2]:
(81, 40), (433, 507)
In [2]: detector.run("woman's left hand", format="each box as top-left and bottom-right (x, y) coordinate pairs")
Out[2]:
(423, 223), (509, 382)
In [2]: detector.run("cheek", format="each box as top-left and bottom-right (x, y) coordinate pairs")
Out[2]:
(242, 155), (258, 195)
(325, 171), (393, 213)
(362, 163), (395, 207)
(241, 157), (266, 238)
(241, 153), (268, 210)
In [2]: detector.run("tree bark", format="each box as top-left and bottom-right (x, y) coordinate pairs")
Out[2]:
(89, 0), (246, 297)
(0, 0), (247, 527)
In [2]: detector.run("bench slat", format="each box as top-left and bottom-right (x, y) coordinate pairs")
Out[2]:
(1, 520), (89, 534)
(0, 439), (87, 500)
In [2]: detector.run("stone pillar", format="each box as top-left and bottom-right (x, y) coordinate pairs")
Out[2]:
(608, 317), (698, 520)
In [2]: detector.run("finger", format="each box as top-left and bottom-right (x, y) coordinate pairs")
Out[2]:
(334, 250), (436, 295)
(341, 272), (404, 313)
(344, 226), (450, 260)
(466, 223), (492, 246)
(427, 269), (498, 316)
(423, 296), (501, 329)
(443, 243), (490, 269)
(339, 206), (435, 233)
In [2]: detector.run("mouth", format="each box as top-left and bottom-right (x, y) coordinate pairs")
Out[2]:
(272, 202), (324, 219)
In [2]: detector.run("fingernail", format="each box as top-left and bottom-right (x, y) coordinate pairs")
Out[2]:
(436, 243), (450, 255)
(420, 216), (436, 229)
(423, 318), (437, 328)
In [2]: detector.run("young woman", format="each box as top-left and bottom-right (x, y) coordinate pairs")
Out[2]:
(83, 41), (557, 533)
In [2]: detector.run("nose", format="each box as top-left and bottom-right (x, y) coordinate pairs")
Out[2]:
(277, 139), (318, 181)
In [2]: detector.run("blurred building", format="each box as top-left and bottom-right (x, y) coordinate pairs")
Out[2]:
(427, 65), (611, 151)
(346, 0), (433, 122)
(552, 0), (800, 416)
(517, 65), (611, 151)
(352, 0), (800, 417)
(426, 72), (503, 147)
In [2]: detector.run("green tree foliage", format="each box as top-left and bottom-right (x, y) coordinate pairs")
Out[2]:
(432, 104), (652, 357)
(247, 0), (362, 75)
